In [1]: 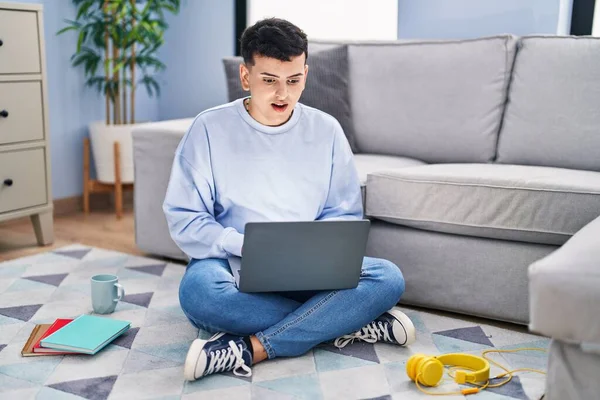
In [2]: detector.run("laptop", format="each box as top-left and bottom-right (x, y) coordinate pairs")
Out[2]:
(228, 219), (370, 293)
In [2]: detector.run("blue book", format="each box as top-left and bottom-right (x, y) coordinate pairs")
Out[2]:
(41, 314), (130, 355)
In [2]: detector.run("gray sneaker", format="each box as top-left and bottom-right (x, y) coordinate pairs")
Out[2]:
(334, 307), (416, 348)
(184, 332), (253, 381)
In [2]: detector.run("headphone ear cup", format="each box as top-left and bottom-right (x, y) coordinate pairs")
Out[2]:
(406, 354), (426, 381)
(418, 358), (444, 387)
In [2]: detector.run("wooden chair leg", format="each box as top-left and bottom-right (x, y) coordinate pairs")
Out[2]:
(83, 137), (90, 215)
(114, 141), (123, 219)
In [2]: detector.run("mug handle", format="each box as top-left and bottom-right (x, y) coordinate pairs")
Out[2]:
(114, 283), (125, 302)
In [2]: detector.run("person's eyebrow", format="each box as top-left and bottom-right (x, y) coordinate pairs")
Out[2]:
(260, 72), (304, 78)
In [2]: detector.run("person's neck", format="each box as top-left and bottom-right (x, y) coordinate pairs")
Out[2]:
(244, 98), (293, 127)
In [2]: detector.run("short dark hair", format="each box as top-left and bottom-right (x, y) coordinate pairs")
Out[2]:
(240, 18), (308, 66)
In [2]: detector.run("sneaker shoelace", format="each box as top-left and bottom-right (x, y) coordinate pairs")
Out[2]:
(334, 320), (392, 348)
(205, 340), (252, 377)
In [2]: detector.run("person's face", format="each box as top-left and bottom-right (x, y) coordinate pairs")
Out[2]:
(240, 53), (308, 126)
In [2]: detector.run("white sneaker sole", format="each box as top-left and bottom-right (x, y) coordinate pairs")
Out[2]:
(388, 307), (417, 346)
(183, 338), (209, 381)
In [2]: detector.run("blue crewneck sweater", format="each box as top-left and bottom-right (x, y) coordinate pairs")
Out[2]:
(162, 97), (362, 260)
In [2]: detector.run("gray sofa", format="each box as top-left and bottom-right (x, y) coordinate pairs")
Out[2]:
(132, 34), (600, 325)
(529, 214), (600, 399)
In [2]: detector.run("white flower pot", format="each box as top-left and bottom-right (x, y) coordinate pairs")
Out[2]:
(88, 121), (149, 184)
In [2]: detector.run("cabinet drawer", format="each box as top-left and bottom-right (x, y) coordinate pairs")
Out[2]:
(0, 81), (44, 145)
(0, 9), (41, 74)
(0, 148), (47, 213)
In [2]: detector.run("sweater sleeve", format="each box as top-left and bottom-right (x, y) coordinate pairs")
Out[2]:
(316, 120), (364, 221)
(162, 120), (243, 259)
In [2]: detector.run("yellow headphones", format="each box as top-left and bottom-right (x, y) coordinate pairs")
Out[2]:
(407, 353), (489, 386)
(406, 353), (490, 395)
(406, 348), (547, 396)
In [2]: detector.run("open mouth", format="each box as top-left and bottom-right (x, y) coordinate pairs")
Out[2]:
(271, 103), (288, 113)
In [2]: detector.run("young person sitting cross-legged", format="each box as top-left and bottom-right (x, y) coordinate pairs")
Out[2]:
(163, 17), (416, 382)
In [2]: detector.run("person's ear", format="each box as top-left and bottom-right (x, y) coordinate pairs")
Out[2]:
(240, 63), (251, 91)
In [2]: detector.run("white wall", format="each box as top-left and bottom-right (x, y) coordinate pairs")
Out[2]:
(248, 0), (398, 40)
(593, 0), (600, 36)
(557, 0), (574, 35)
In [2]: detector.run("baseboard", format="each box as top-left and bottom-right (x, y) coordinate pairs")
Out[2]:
(53, 191), (134, 216)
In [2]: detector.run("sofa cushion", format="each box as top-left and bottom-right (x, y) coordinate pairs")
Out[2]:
(347, 35), (517, 163)
(529, 215), (600, 346)
(497, 36), (600, 172)
(354, 154), (425, 213)
(222, 57), (246, 102)
(353, 154), (425, 186)
(222, 45), (358, 152)
(366, 163), (600, 245)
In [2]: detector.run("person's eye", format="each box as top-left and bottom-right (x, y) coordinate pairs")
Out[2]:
(263, 79), (275, 84)
(288, 79), (300, 84)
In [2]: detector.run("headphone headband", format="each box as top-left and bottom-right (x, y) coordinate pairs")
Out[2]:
(406, 352), (490, 387)
(435, 353), (490, 383)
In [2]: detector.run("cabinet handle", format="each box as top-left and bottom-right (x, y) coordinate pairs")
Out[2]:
(0, 110), (7, 118)
(3, 179), (13, 187)
(0, 39), (3, 47)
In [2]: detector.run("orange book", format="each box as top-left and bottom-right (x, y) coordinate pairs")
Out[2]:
(33, 318), (78, 354)
(21, 324), (52, 357)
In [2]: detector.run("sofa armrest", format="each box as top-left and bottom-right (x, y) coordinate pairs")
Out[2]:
(132, 119), (193, 261)
(529, 215), (600, 347)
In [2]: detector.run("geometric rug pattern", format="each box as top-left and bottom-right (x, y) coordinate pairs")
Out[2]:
(0, 245), (549, 399)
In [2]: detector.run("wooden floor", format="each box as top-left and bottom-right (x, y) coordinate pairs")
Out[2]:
(0, 210), (145, 262)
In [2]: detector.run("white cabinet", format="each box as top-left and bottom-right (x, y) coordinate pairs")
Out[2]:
(0, 2), (54, 245)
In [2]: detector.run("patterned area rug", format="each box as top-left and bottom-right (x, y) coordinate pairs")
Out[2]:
(0, 244), (549, 399)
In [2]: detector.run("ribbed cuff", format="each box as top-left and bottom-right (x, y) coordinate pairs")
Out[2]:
(222, 228), (244, 257)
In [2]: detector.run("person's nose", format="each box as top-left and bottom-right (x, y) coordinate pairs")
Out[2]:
(275, 81), (288, 100)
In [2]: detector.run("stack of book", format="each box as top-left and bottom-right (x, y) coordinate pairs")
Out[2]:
(21, 314), (130, 357)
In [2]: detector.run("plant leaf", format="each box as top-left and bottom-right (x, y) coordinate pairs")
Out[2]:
(58, 0), (181, 98)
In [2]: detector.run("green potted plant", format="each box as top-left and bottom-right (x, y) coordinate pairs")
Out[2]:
(58, 0), (180, 184)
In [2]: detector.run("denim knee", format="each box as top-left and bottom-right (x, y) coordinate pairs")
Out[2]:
(373, 259), (406, 306)
(178, 259), (231, 332)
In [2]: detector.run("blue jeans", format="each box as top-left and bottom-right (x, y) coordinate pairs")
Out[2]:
(179, 256), (405, 359)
